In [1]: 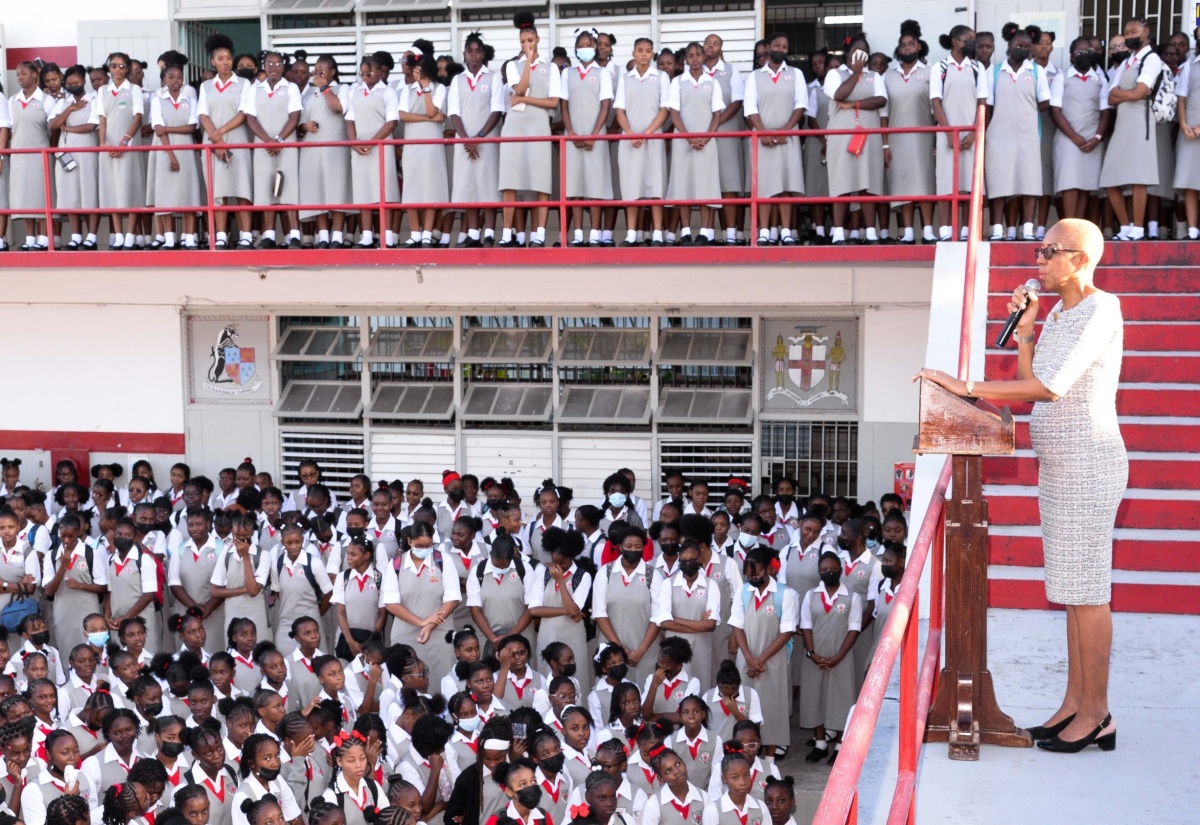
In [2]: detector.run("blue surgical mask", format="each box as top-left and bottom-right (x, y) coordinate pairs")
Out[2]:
(866, 538), (879, 550)
(411, 544), (434, 559)
(608, 493), (627, 509)
(738, 532), (759, 549)
(458, 715), (481, 732)
(87, 630), (110, 647)
(577, 47), (596, 63)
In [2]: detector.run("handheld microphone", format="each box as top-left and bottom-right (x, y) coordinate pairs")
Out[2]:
(995, 279), (1041, 348)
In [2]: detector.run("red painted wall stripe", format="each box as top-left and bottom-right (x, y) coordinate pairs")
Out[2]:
(0, 431), (185, 454)
(6, 47), (78, 71)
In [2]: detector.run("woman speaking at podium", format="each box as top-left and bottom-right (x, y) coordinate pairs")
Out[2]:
(916, 217), (1126, 755)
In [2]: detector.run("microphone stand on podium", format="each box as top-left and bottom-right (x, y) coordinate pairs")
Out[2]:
(914, 377), (1033, 760)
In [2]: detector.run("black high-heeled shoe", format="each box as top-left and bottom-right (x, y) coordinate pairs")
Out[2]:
(1025, 713), (1075, 741)
(1036, 715), (1115, 753)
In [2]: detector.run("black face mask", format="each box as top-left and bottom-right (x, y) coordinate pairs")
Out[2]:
(539, 753), (565, 774)
(487, 499), (503, 512)
(31, 631), (50, 646)
(560, 663), (577, 678)
(1124, 37), (1142, 51)
(113, 537), (135, 553)
(880, 564), (896, 578)
(65, 84), (86, 96)
(837, 536), (854, 551)
(236, 67), (257, 80)
(1072, 55), (1094, 72)
(258, 766), (281, 781)
(1009, 47), (1031, 62)
(447, 489), (465, 504)
(678, 561), (701, 577)
(961, 41), (976, 58)
(141, 702), (164, 717)
(621, 549), (644, 567)
(898, 51), (918, 64)
(768, 49), (787, 65)
(607, 663), (628, 681)
(1110, 50), (1131, 65)
(744, 575), (766, 588)
(156, 520), (172, 534)
(137, 522), (154, 534)
(515, 786), (543, 810)
(346, 527), (366, 540)
(660, 542), (681, 558)
(820, 570), (842, 587)
(160, 741), (185, 758)
(775, 494), (793, 506)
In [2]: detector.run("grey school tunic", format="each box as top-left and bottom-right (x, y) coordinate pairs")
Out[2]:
(220, 545), (270, 642)
(884, 64), (935, 201)
(799, 587), (859, 731)
(617, 68), (669, 199)
(534, 566), (591, 695)
(250, 80), (301, 206)
(96, 82), (147, 209)
(706, 557), (734, 680)
(747, 66), (805, 198)
(598, 561), (657, 687)
(299, 83), (352, 219)
(449, 69), (502, 204)
(281, 751), (329, 817)
(672, 731), (720, 790)
(176, 540), (224, 646)
(200, 76), (253, 201)
(826, 67), (885, 196)
(734, 585), (790, 748)
(985, 62), (1043, 198)
(1054, 69), (1106, 192)
(1038, 65), (1058, 196)
(1150, 117), (1176, 200)
(271, 553), (329, 657)
(178, 764), (237, 825)
(1177, 61), (1200, 189)
(706, 62), (746, 193)
(389, 553), (456, 678)
(476, 563), (531, 655)
(400, 84), (449, 205)
(108, 549), (158, 643)
(1100, 53), (1160, 188)
(805, 80), (830, 198)
(843, 554), (880, 686)
(662, 575), (716, 689)
(667, 74), (721, 202)
(152, 92), (202, 211)
(7, 91), (52, 216)
(54, 96), (98, 212)
(565, 64), (614, 199)
(934, 57), (982, 194)
(499, 58), (557, 194)
(46, 542), (103, 653)
(349, 82), (400, 204)
(865, 577), (897, 673)
(784, 542), (821, 686)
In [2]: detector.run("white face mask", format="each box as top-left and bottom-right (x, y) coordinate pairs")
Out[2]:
(458, 715), (481, 732)
(738, 532), (759, 549)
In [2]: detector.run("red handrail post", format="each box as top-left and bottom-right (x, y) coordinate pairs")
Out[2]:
(558, 135), (568, 246)
(378, 139), (387, 247)
(931, 513), (945, 633)
(204, 146), (217, 250)
(950, 127), (960, 239)
(42, 150), (55, 251)
(899, 588), (920, 825)
(749, 136), (759, 246)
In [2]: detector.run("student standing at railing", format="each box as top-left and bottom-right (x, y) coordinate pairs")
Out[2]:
(149, 63), (202, 250)
(298, 55), (353, 249)
(614, 37), (670, 247)
(91, 52), (146, 251)
(667, 43), (724, 246)
(561, 29), (614, 248)
(1174, 30), (1200, 240)
(345, 53), (400, 249)
(448, 32), (505, 248)
(883, 21), (937, 244)
(197, 34), (255, 250)
(1050, 37), (1110, 221)
(803, 49), (832, 243)
(398, 53), (449, 249)
(825, 35), (888, 245)
(498, 12), (562, 248)
(48, 65), (100, 249)
(243, 50), (303, 249)
(702, 34), (747, 246)
(931, 25), (986, 242)
(8, 61), (55, 250)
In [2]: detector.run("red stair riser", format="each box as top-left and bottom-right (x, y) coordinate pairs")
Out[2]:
(985, 354), (1200, 384)
(988, 535), (1200, 572)
(983, 456), (1200, 490)
(989, 495), (1200, 530)
(986, 294), (1200, 321)
(986, 322), (1200, 352)
(989, 579), (1200, 614)
(990, 267), (1200, 293)
(989, 242), (1200, 267)
(999, 388), (1198, 418)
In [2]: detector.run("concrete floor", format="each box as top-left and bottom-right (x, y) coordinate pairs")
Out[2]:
(776, 609), (1200, 824)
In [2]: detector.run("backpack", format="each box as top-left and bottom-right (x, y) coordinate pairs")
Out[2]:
(333, 776), (380, 813)
(46, 542), (102, 604)
(1149, 64), (1177, 127)
(276, 551), (327, 605)
(940, 56), (980, 87)
(474, 553), (528, 585)
(739, 583), (793, 656)
(342, 564), (382, 593)
(112, 546), (165, 610)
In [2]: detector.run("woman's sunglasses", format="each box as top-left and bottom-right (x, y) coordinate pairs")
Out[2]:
(1034, 245), (1082, 262)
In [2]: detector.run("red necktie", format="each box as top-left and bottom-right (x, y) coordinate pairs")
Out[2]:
(305, 760), (314, 781)
(822, 592), (834, 614)
(216, 79), (233, 94)
(542, 778), (561, 803)
(206, 775), (226, 801)
(753, 591), (769, 611)
(512, 678), (529, 699)
(642, 766), (656, 786)
(735, 810), (748, 825)
(356, 574), (368, 592)
(301, 658), (313, 673)
(662, 678), (679, 700)
(885, 592), (894, 605)
(670, 800), (690, 820)
(687, 737), (702, 760)
(114, 558), (131, 576)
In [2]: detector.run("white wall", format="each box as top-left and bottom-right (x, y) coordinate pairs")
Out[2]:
(2, 305), (185, 435)
(1, 1), (169, 50)
(862, 305), (930, 424)
(860, 0), (973, 66)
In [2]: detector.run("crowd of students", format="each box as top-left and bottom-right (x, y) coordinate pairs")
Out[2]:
(0, 453), (911, 825)
(3, 12), (1180, 252)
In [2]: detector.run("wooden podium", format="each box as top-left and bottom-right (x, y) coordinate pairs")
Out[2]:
(913, 378), (1033, 760)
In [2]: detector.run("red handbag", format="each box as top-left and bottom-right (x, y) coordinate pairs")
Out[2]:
(846, 102), (867, 157)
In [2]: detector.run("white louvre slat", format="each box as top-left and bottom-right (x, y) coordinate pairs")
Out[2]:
(657, 436), (753, 505)
(267, 31), (358, 76)
(279, 429), (366, 501)
(658, 13), (756, 71)
(370, 431), (457, 496)
(464, 434), (554, 499)
(559, 435), (653, 506)
(362, 28), (456, 59)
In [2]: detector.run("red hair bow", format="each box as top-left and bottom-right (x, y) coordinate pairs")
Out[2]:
(569, 804), (591, 819)
(647, 744), (668, 759)
(768, 558), (781, 574)
(722, 743), (744, 755)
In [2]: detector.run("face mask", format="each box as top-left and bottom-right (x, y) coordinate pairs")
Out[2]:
(678, 561), (701, 577)
(866, 538), (879, 550)
(113, 537), (134, 553)
(515, 785), (543, 810)
(447, 489), (465, 504)
(1110, 50), (1130, 65)
(880, 564), (896, 578)
(540, 753), (566, 774)
(744, 575), (766, 588)
(608, 493), (627, 509)
(660, 542), (680, 558)
(820, 570), (842, 587)
(31, 631), (50, 646)
(487, 499), (503, 512)
(961, 40), (976, 58)
(1009, 47), (1031, 62)
(559, 663), (577, 679)
(899, 51), (918, 64)
(577, 47), (596, 63)
(775, 494), (793, 506)
(347, 527), (365, 540)
(88, 630), (110, 647)
(411, 544), (434, 559)
(1072, 54), (1094, 72)
(607, 663), (628, 681)
(257, 766), (281, 782)
(837, 536), (854, 551)
(1124, 37), (1142, 51)
(141, 702), (164, 717)
(738, 532), (759, 549)
(621, 549), (644, 567)
(768, 49), (787, 65)
(458, 715), (480, 732)
(236, 67), (257, 80)
(65, 84), (85, 96)
(160, 741), (185, 758)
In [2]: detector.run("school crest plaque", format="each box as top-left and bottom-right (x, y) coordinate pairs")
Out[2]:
(760, 319), (858, 414)
(187, 315), (272, 404)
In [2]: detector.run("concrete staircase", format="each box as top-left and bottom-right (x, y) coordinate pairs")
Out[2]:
(982, 242), (1200, 614)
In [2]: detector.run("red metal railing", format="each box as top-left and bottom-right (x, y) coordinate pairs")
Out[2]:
(0, 122), (979, 253)
(812, 102), (987, 825)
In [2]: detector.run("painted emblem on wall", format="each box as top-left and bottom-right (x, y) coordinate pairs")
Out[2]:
(761, 320), (858, 413)
(205, 323), (262, 394)
(187, 315), (272, 405)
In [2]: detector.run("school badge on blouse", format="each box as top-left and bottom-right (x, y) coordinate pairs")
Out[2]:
(836, 603), (847, 614)
(699, 752), (710, 763)
(856, 568), (866, 578)
(696, 588), (705, 597)
(509, 572), (519, 581)
(765, 604), (775, 615)
(207, 553), (215, 561)
(691, 812), (702, 824)
(673, 689), (684, 700)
